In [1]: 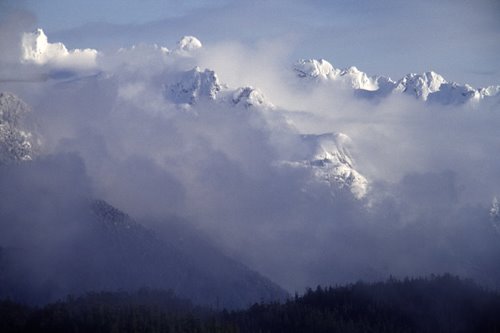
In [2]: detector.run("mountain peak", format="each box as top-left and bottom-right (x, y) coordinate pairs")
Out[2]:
(343, 66), (361, 74)
(165, 67), (221, 105)
(292, 57), (499, 105)
(395, 71), (447, 100)
(177, 36), (203, 52)
(295, 59), (381, 90)
(279, 133), (368, 199)
(302, 133), (368, 199)
(293, 59), (339, 80)
(339, 66), (378, 90)
(231, 86), (271, 108)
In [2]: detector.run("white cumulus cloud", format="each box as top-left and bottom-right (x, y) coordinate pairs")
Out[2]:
(21, 28), (98, 70)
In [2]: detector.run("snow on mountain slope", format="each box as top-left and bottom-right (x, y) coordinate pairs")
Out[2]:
(480, 85), (500, 97)
(394, 71), (446, 100)
(17, 30), (365, 199)
(293, 59), (340, 80)
(293, 59), (381, 91)
(0, 92), (38, 164)
(176, 36), (203, 52)
(159, 64), (366, 197)
(231, 86), (273, 109)
(161, 67), (273, 109)
(157, 59), (365, 198)
(17, 29), (499, 108)
(294, 58), (499, 105)
(165, 67), (222, 105)
(427, 82), (481, 104)
(280, 133), (368, 199)
(395, 76), (499, 105)
(338, 66), (378, 91)
(21, 29), (98, 69)
(16, 29), (499, 202)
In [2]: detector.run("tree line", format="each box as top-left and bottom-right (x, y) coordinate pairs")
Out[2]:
(1, 274), (500, 333)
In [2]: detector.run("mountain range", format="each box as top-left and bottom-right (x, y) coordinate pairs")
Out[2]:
(293, 58), (500, 105)
(1, 29), (499, 307)
(12, 30), (500, 200)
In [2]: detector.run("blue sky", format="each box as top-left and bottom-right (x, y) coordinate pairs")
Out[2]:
(4, 0), (226, 30)
(2, 0), (500, 87)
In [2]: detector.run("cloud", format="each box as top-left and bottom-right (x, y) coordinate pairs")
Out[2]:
(0, 153), (92, 249)
(21, 28), (98, 70)
(1, 28), (500, 294)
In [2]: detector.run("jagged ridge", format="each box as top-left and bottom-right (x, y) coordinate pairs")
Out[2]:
(294, 58), (500, 105)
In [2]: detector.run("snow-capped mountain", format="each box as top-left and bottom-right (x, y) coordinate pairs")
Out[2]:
(303, 133), (368, 199)
(3, 27), (500, 299)
(164, 67), (274, 110)
(293, 59), (340, 80)
(176, 36), (203, 52)
(231, 86), (273, 109)
(293, 59), (379, 90)
(160, 64), (365, 198)
(18, 31), (367, 199)
(427, 82), (482, 104)
(280, 133), (368, 199)
(17, 29), (500, 108)
(17, 30), (499, 204)
(9, 30), (499, 203)
(480, 85), (500, 97)
(0, 92), (38, 164)
(394, 71), (447, 100)
(338, 66), (379, 91)
(165, 67), (222, 105)
(294, 58), (500, 105)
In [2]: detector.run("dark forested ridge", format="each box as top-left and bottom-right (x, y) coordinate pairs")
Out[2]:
(1, 274), (500, 333)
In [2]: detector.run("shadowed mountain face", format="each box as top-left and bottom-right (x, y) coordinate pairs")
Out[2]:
(0, 160), (287, 309)
(86, 200), (288, 309)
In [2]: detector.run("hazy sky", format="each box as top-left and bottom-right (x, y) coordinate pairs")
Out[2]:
(2, 0), (500, 87)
